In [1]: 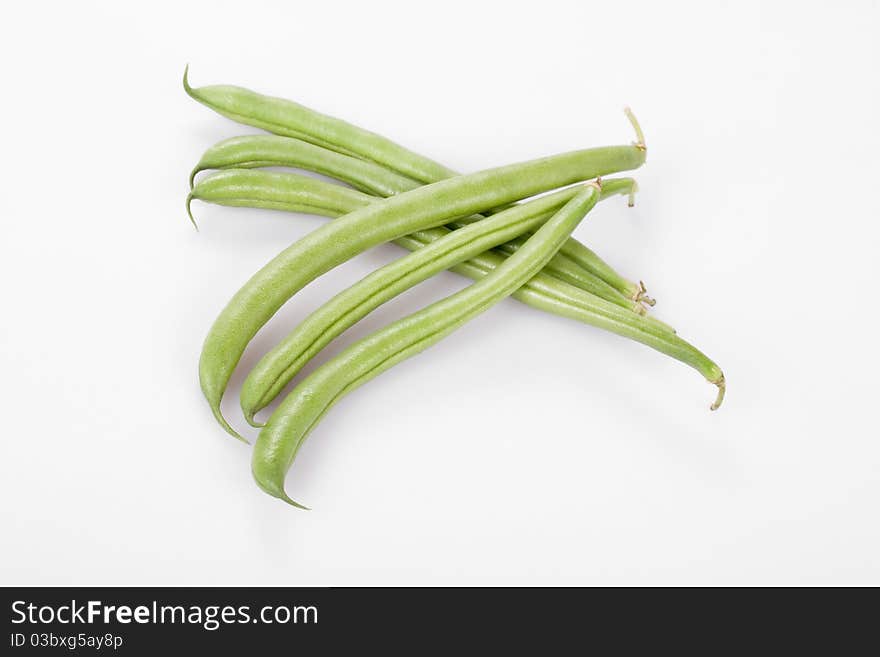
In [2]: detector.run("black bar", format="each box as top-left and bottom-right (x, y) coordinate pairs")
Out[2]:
(1, 587), (874, 653)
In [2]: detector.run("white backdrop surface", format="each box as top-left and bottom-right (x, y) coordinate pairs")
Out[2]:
(1, 1), (878, 585)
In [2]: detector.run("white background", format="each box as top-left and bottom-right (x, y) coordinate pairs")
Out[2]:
(1, 1), (878, 585)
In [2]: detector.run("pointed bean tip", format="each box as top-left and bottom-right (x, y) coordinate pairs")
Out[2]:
(186, 194), (199, 231)
(211, 404), (247, 442)
(183, 64), (194, 97)
(280, 492), (311, 511)
(253, 458), (308, 508)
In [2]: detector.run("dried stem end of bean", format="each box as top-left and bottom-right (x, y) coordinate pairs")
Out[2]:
(624, 106), (647, 152)
(710, 374), (726, 411)
(627, 179), (639, 207)
(636, 281), (656, 307)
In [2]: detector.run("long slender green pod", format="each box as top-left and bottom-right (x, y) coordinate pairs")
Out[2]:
(184, 70), (649, 301)
(239, 180), (640, 426)
(252, 185), (603, 506)
(189, 134), (421, 196)
(184, 66), (457, 184)
(199, 143), (647, 440)
(187, 169), (368, 223)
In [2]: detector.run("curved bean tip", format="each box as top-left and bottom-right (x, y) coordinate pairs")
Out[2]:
(243, 411), (266, 429)
(211, 404), (247, 442)
(709, 375), (726, 411)
(280, 492), (311, 511)
(182, 63), (194, 97)
(256, 472), (310, 509)
(188, 166), (201, 189)
(185, 194), (200, 231)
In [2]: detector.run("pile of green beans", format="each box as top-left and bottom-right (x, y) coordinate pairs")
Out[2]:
(184, 68), (725, 507)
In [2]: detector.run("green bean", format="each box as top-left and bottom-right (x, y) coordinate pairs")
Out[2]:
(183, 66), (456, 184)
(199, 141), (647, 440)
(184, 69), (648, 302)
(252, 184), (602, 506)
(189, 134), (421, 195)
(239, 179), (639, 426)
(190, 170), (723, 416)
(187, 168), (369, 221)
